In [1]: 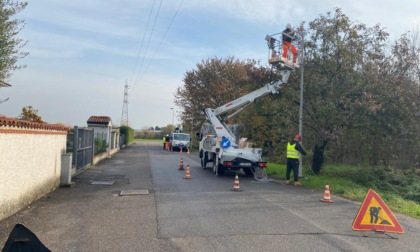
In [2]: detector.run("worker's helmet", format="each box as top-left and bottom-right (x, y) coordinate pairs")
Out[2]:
(286, 23), (293, 30)
(295, 134), (302, 141)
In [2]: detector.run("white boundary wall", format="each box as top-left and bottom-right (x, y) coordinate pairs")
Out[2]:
(0, 126), (68, 221)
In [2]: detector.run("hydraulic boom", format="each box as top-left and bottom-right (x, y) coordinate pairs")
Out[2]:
(203, 70), (292, 144)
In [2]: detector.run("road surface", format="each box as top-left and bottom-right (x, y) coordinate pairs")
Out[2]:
(1, 143), (419, 251)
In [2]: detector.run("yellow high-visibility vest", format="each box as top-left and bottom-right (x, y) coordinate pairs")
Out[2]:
(287, 142), (299, 159)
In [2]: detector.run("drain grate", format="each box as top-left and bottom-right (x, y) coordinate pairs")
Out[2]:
(119, 189), (149, 196)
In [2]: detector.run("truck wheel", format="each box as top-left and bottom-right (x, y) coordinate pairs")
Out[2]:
(217, 164), (225, 175)
(212, 159), (217, 174)
(213, 162), (224, 175)
(243, 168), (254, 176)
(201, 157), (205, 168)
(201, 152), (209, 168)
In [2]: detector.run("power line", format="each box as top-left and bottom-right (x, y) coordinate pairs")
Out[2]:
(129, 0), (157, 85)
(132, 0), (163, 92)
(138, 0), (184, 83)
(131, 0), (184, 92)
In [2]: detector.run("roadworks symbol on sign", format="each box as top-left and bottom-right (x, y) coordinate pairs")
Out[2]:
(352, 189), (404, 233)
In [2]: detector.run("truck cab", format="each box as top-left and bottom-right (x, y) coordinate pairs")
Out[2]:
(170, 129), (190, 152)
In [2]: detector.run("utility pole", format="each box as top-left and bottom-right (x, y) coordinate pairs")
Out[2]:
(298, 32), (305, 177)
(121, 80), (129, 127)
(170, 107), (174, 131)
(190, 117), (194, 149)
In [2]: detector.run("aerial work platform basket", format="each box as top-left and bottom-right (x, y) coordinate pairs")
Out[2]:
(265, 33), (301, 71)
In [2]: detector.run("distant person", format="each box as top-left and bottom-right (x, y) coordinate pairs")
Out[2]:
(164, 134), (170, 150)
(162, 136), (166, 150)
(282, 23), (299, 68)
(286, 134), (307, 186)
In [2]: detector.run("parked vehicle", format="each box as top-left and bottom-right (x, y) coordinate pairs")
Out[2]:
(170, 130), (190, 152)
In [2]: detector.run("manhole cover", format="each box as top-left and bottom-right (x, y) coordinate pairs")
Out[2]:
(119, 189), (149, 196)
(90, 180), (116, 185)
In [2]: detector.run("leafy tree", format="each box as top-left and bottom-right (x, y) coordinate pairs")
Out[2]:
(175, 56), (274, 142)
(297, 8), (420, 172)
(136, 127), (157, 139)
(296, 8), (394, 172)
(19, 105), (43, 123)
(0, 0), (28, 81)
(176, 57), (237, 126)
(160, 124), (174, 136)
(175, 8), (420, 174)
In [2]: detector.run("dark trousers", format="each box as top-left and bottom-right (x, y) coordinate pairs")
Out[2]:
(286, 158), (299, 181)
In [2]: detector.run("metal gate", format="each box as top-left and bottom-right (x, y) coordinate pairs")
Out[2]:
(72, 126), (94, 171)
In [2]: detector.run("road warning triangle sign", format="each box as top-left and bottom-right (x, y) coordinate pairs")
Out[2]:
(352, 189), (404, 233)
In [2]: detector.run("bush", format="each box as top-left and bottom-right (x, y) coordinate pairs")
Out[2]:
(120, 126), (134, 145)
(94, 136), (108, 155)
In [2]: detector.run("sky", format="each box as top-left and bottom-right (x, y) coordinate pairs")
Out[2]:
(1, 0), (419, 129)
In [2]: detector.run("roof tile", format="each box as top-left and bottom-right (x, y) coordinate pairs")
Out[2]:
(87, 116), (112, 125)
(0, 116), (71, 131)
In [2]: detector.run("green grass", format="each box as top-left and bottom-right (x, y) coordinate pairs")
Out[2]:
(266, 162), (420, 219)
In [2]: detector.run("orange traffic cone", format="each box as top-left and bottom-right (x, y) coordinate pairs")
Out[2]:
(180, 148), (183, 155)
(320, 183), (334, 203)
(187, 149), (190, 155)
(178, 158), (184, 170)
(231, 174), (242, 192)
(183, 165), (192, 179)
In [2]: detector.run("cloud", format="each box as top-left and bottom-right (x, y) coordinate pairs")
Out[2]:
(4, 0), (419, 129)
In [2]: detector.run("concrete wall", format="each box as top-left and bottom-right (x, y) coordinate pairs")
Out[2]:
(0, 126), (68, 221)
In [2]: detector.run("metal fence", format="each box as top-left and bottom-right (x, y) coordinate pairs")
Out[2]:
(68, 126), (94, 171)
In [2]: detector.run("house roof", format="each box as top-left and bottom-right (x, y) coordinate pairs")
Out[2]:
(0, 80), (11, 88)
(0, 116), (71, 131)
(87, 116), (112, 125)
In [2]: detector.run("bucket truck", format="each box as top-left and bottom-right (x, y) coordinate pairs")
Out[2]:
(198, 69), (294, 176)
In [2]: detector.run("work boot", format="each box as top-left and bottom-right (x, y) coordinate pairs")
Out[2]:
(286, 180), (291, 185)
(294, 181), (302, 186)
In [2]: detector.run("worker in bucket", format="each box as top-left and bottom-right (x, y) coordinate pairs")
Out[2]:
(286, 134), (307, 186)
(282, 23), (299, 68)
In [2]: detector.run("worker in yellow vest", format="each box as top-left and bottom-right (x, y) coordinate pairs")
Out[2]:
(286, 134), (307, 186)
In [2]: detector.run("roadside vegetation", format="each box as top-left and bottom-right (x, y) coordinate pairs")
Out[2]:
(266, 162), (420, 219)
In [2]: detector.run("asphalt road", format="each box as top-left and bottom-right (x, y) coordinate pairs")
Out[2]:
(1, 143), (419, 251)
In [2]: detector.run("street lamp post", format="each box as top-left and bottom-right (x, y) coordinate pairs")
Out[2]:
(190, 117), (194, 149)
(298, 32), (305, 177)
